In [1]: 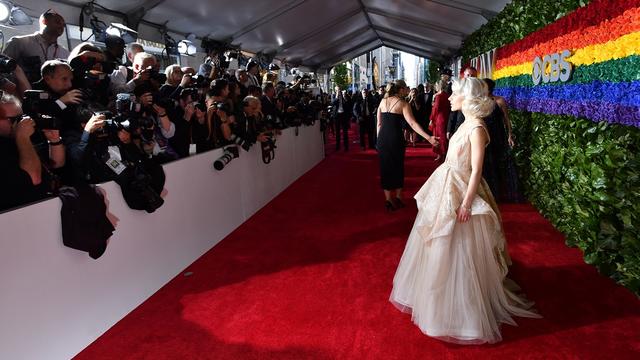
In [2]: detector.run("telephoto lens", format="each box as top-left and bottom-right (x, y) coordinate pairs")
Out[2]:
(213, 145), (240, 170)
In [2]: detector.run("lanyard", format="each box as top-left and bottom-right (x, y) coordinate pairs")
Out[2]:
(39, 41), (59, 61)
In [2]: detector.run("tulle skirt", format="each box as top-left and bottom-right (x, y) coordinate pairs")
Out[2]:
(389, 164), (540, 344)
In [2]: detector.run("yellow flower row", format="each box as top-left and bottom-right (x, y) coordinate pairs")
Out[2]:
(493, 32), (640, 80)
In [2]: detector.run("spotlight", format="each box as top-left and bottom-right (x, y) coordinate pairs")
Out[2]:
(0, 1), (33, 26)
(0, 2), (9, 23)
(106, 23), (138, 44)
(177, 40), (196, 56)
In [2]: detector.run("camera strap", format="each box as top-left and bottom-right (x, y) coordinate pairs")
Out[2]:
(261, 140), (275, 164)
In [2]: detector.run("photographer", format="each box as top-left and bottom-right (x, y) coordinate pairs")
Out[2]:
(236, 96), (270, 146)
(31, 60), (82, 119)
(245, 60), (261, 87)
(204, 79), (234, 148)
(261, 81), (279, 125)
(127, 52), (177, 162)
(0, 58), (32, 98)
(234, 69), (249, 99)
(168, 88), (199, 158)
(159, 64), (192, 101)
(0, 93), (64, 211)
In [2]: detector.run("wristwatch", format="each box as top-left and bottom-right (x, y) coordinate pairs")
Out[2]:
(48, 138), (63, 146)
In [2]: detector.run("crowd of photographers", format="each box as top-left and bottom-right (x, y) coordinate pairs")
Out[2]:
(0, 10), (326, 213)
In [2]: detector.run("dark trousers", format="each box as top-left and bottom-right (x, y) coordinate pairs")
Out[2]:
(359, 115), (376, 149)
(335, 113), (350, 150)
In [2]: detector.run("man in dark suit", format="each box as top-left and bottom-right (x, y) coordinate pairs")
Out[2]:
(331, 86), (352, 151)
(353, 88), (376, 150)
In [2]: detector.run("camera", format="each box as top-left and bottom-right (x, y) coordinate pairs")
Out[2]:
(228, 133), (253, 152)
(180, 87), (199, 101)
(213, 145), (239, 170)
(21, 90), (61, 129)
(212, 101), (231, 114)
(0, 54), (17, 74)
(144, 66), (167, 83)
(190, 75), (210, 88)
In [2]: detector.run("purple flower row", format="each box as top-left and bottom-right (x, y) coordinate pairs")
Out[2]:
(504, 97), (640, 128)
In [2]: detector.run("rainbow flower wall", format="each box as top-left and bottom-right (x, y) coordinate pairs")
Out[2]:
(492, 0), (640, 127)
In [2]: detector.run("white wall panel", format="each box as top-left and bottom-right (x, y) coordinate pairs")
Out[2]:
(0, 123), (324, 360)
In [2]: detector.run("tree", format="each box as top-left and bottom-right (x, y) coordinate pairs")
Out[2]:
(332, 63), (349, 90)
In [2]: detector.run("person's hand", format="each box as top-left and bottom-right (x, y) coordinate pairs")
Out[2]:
(184, 103), (195, 121)
(59, 89), (84, 105)
(134, 68), (151, 83)
(179, 74), (192, 88)
(429, 136), (440, 147)
(0, 77), (17, 94)
(152, 103), (166, 116)
(257, 133), (269, 142)
(456, 204), (471, 223)
(139, 92), (153, 107)
(508, 133), (516, 148)
(84, 114), (106, 133)
(43, 129), (60, 142)
(446, 132), (451, 140)
(14, 116), (35, 140)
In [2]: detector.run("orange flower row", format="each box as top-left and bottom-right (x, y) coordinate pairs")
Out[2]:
(496, 6), (640, 70)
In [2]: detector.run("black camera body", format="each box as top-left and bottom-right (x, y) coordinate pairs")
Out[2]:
(145, 66), (167, 84)
(21, 90), (62, 130)
(0, 54), (17, 74)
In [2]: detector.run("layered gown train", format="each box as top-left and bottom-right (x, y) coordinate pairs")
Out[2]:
(389, 119), (540, 344)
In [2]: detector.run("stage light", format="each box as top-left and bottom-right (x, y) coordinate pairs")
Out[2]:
(0, 1), (33, 26)
(106, 23), (138, 44)
(0, 2), (10, 23)
(178, 40), (196, 56)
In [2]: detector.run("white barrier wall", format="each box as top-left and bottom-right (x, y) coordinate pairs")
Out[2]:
(0, 124), (324, 360)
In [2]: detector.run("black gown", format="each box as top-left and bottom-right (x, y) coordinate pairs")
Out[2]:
(377, 111), (406, 190)
(483, 103), (524, 202)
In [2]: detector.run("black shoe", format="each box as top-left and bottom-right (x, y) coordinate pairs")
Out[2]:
(392, 198), (405, 209)
(385, 200), (396, 212)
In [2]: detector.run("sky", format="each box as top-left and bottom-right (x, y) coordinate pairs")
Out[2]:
(401, 52), (418, 88)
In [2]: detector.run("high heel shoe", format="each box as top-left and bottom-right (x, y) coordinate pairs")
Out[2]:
(385, 200), (396, 212)
(392, 198), (405, 209)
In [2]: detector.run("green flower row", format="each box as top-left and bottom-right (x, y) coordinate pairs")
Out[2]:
(495, 55), (640, 88)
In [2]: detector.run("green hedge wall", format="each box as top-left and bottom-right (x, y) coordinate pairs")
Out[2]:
(461, 0), (589, 61)
(511, 111), (640, 293)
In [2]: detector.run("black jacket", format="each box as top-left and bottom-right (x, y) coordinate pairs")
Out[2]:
(447, 111), (466, 135)
(59, 184), (114, 259)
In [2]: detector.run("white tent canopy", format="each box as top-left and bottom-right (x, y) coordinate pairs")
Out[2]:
(20, 0), (509, 68)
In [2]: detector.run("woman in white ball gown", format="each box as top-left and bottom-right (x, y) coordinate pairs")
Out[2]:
(389, 77), (540, 344)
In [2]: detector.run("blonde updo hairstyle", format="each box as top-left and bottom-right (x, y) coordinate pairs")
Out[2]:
(384, 79), (407, 98)
(451, 77), (495, 119)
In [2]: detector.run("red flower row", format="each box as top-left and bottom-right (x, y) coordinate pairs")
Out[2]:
(496, 0), (640, 62)
(496, 7), (640, 69)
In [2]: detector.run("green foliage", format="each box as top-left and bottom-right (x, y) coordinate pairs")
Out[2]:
(510, 111), (640, 293)
(331, 63), (349, 90)
(427, 60), (441, 84)
(461, 0), (590, 60)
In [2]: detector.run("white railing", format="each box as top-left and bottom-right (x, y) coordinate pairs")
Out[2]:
(0, 123), (324, 360)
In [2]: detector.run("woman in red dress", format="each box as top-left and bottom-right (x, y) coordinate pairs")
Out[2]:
(429, 80), (451, 162)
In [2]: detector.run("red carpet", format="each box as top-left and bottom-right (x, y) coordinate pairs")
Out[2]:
(76, 130), (640, 359)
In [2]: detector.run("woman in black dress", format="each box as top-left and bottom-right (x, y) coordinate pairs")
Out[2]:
(482, 79), (522, 202)
(376, 80), (439, 211)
